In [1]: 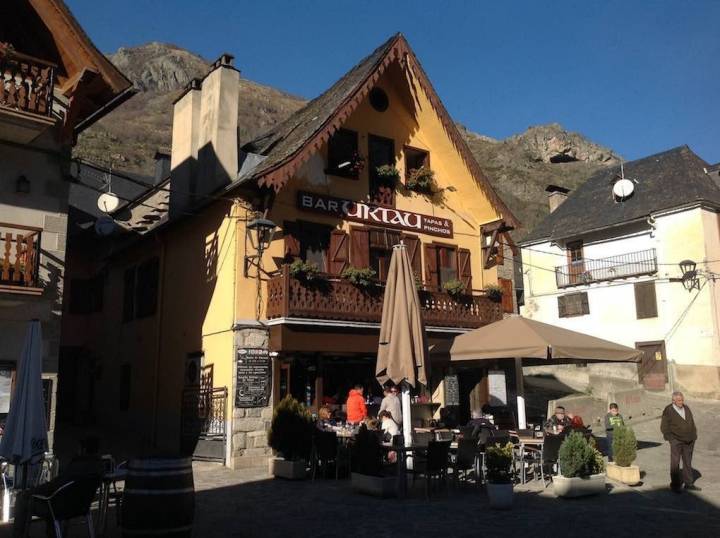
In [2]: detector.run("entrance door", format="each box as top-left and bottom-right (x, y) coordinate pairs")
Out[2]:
(636, 341), (668, 390)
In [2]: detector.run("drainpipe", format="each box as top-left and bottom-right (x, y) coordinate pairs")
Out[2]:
(151, 234), (167, 449)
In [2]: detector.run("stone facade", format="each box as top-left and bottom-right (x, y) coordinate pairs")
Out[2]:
(230, 325), (275, 469)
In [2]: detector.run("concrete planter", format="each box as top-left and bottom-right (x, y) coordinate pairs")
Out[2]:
(606, 463), (641, 485)
(487, 482), (513, 509)
(553, 473), (606, 498)
(351, 473), (397, 498)
(270, 457), (307, 480)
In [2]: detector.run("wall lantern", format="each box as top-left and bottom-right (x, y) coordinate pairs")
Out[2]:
(244, 216), (276, 277)
(679, 259), (699, 291)
(15, 175), (31, 194)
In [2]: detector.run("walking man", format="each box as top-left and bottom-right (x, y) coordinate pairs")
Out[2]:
(660, 391), (700, 493)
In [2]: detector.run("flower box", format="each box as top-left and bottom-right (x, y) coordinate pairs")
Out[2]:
(606, 463), (641, 485)
(351, 472), (397, 498)
(553, 473), (606, 498)
(270, 457), (307, 480)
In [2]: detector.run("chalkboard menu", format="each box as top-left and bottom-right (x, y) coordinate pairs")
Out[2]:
(235, 348), (272, 408)
(444, 374), (459, 406)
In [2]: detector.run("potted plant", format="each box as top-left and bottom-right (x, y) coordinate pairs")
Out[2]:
(289, 259), (321, 282)
(350, 425), (396, 497)
(267, 395), (313, 479)
(341, 266), (377, 289)
(374, 165), (401, 187)
(606, 424), (640, 485)
(484, 284), (503, 303)
(406, 166), (436, 193)
(485, 442), (514, 509)
(443, 278), (466, 298)
(554, 432), (606, 498)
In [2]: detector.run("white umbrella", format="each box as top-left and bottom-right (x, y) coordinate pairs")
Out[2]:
(0, 320), (48, 487)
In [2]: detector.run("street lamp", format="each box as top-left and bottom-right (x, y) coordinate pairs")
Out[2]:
(679, 259), (699, 291)
(244, 217), (276, 277)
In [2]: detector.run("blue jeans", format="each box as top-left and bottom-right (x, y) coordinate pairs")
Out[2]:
(606, 432), (614, 461)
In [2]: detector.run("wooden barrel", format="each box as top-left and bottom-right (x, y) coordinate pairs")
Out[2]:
(121, 457), (195, 538)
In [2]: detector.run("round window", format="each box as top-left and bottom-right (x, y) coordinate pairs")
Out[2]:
(369, 87), (389, 112)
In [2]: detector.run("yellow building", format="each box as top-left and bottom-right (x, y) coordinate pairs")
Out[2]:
(63, 34), (518, 467)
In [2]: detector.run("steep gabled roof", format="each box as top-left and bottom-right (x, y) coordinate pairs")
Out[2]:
(522, 146), (715, 244)
(242, 33), (518, 228)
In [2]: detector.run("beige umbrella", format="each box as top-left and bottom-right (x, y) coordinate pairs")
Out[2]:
(376, 243), (429, 447)
(436, 315), (642, 428)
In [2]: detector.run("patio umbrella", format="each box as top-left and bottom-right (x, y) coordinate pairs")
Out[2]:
(0, 320), (48, 487)
(436, 316), (643, 429)
(376, 243), (429, 448)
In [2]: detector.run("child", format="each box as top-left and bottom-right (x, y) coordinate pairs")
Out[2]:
(605, 403), (625, 462)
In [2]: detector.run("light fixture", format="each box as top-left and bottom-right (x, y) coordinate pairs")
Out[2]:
(244, 216), (276, 277)
(679, 259), (696, 276)
(679, 259), (699, 291)
(15, 175), (30, 194)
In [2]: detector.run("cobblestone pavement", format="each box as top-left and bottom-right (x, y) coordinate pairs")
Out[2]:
(4, 400), (719, 538)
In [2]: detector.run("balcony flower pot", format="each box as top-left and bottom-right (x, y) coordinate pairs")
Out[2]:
(406, 166), (436, 194)
(267, 396), (313, 480)
(341, 266), (377, 290)
(443, 278), (466, 299)
(553, 473), (607, 498)
(270, 457), (307, 480)
(485, 442), (514, 509)
(606, 462), (640, 485)
(484, 284), (503, 303)
(374, 164), (401, 187)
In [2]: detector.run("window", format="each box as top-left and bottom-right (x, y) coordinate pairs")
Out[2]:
(404, 146), (429, 182)
(635, 281), (658, 319)
(424, 244), (460, 291)
(437, 245), (458, 287)
(369, 87), (389, 112)
(283, 221), (332, 271)
(558, 292), (589, 317)
(326, 128), (359, 178)
(122, 257), (160, 322)
(567, 240), (585, 284)
(119, 364), (131, 411)
(69, 274), (104, 315)
(368, 228), (401, 280)
(368, 134), (395, 206)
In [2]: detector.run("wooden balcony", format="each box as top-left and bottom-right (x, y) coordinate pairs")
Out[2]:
(555, 248), (657, 288)
(0, 45), (56, 144)
(266, 265), (502, 329)
(1, 223), (42, 295)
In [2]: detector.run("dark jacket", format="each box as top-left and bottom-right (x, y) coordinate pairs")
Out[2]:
(660, 404), (697, 443)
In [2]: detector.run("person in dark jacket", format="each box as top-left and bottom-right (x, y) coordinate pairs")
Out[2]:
(660, 391), (700, 492)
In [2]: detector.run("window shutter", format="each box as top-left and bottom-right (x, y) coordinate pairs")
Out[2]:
(424, 243), (439, 290)
(122, 267), (136, 322)
(498, 277), (514, 313)
(557, 295), (567, 318)
(349, 227), (370, 268)
(634, 281), (658, 319)
(580, 292), (590, 315)
(402, 234), (422, 281)
(458, 248), (473, 291)
(283, 221), (301, 260)
(328, 230), (349, 275)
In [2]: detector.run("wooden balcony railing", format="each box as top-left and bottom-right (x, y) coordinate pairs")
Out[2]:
(555, 248), (657, 288)
(0, 44), (55, 118)
(266, 265), (502, 329)
(1, 223), (42, 294)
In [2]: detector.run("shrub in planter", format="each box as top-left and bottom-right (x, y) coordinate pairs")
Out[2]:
(555, 432), (606, 497)
(443, 278), (466, 298)
(484, 284), (503, 303)
(289, 259), (321, 282)
(406, 166), (436, 193)
(341, 266), (377, 289)
(485, 442), (514, 509)
(375, 165), (401, 187)
(268, 396), (313, 478)
(607, 425), (640, 485)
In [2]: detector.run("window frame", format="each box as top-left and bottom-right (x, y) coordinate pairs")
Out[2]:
(431, 241), (459, 290)
(634, 281), (658, 319)
(558, 292), (590, 318)
(403, 145), (430, 184)
(326, 128), (360, 179)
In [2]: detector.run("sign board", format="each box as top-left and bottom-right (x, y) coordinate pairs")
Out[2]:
(444, 374), (459, 406)
(298, 191), (454, 238)
(235, 348), (272, 408)
(488, 370), (507, 406)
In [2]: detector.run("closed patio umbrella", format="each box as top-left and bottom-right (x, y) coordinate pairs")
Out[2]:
(376, 243), (429, 448)
(439, 316), (643, 429)
(0, 320), (48, 487)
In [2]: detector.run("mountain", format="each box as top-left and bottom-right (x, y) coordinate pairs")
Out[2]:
(74, 43), (619, 237)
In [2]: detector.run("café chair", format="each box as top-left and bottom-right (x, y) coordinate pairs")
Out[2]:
(453, 438), (480, 487)
(24, 476), (101, 538)
(413, 431), (433, 448)
(412, 441), (451, 500)
(311, 430), (339, 480)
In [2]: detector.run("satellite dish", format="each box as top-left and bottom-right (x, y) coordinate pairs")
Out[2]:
(97, 192), (120, 213)
(94, 216), (116, 237)
(613, 178), (635, 199)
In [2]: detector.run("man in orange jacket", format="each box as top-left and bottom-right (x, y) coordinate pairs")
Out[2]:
(346, 384), (368, 424)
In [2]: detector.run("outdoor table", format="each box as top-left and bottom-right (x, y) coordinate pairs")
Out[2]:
(97, 468), (127, 536)
(381, 443), (427, 497)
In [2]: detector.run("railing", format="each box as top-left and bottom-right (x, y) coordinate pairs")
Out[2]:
(0, 223), (42, 293)
(0, 45), (55, 118)
(267, 265), (503, 329)
(181, 387), (228, 440)
(555, 248), (657, 288)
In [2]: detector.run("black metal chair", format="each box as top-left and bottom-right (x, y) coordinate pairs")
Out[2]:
(311, 430), (339, 480)
(542, 435), (564, 487)
(453, 438), (480, 487)
(413, 431), (433, 447)
(25, 476), (101, 538)
(413, 440), (451, 500)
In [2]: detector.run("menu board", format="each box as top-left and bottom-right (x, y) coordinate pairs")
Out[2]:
(444, 374), (460, 406)
(488, 370), (508, 406)
(235, 348), (271, 408)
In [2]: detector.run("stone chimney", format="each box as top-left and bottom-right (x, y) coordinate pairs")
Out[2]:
(545, 184), (570, 213)
(169, 54), (240, 218)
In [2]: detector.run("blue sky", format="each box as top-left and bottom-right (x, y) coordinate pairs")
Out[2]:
(67, 0), (719, 163)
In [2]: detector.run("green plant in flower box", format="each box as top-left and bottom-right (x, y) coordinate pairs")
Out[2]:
(484, 283), (503, 303)
(374, 165), (400, 187)
(341, 266), (377, 288)
(406, 166), (436, 193)
(267, 395), (313, 462)
(558, 431), (605, 478)
(486, 442), (514, 484)
(612, 424), (637, 467)
(443, 278), (466, 298)
(289, 259), (321, 282)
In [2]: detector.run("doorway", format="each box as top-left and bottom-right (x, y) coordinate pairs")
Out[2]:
(636, 340), (668, 390)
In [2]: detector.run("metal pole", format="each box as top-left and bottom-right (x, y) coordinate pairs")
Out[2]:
(514, 357), (527, 430)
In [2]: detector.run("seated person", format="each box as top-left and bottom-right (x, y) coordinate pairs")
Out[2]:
(379, 410), (400, 438)
(544, 406), (571, 436)
(568, 415), (592, 436)
(438, 406), (459, 429)
(316, 405), (333, 429)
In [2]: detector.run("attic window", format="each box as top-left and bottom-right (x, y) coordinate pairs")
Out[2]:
(369, 88), (389, 112)
(326, 128), (360, 178)
(404, 146), (429, 182)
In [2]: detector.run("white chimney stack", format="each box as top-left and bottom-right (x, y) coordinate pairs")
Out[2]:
(545, 184), (570, 213)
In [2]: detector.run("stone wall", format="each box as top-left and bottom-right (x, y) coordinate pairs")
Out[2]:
(230, 325), (274, 469)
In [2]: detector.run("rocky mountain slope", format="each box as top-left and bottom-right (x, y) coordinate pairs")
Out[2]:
(74, 43), (619, 237)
